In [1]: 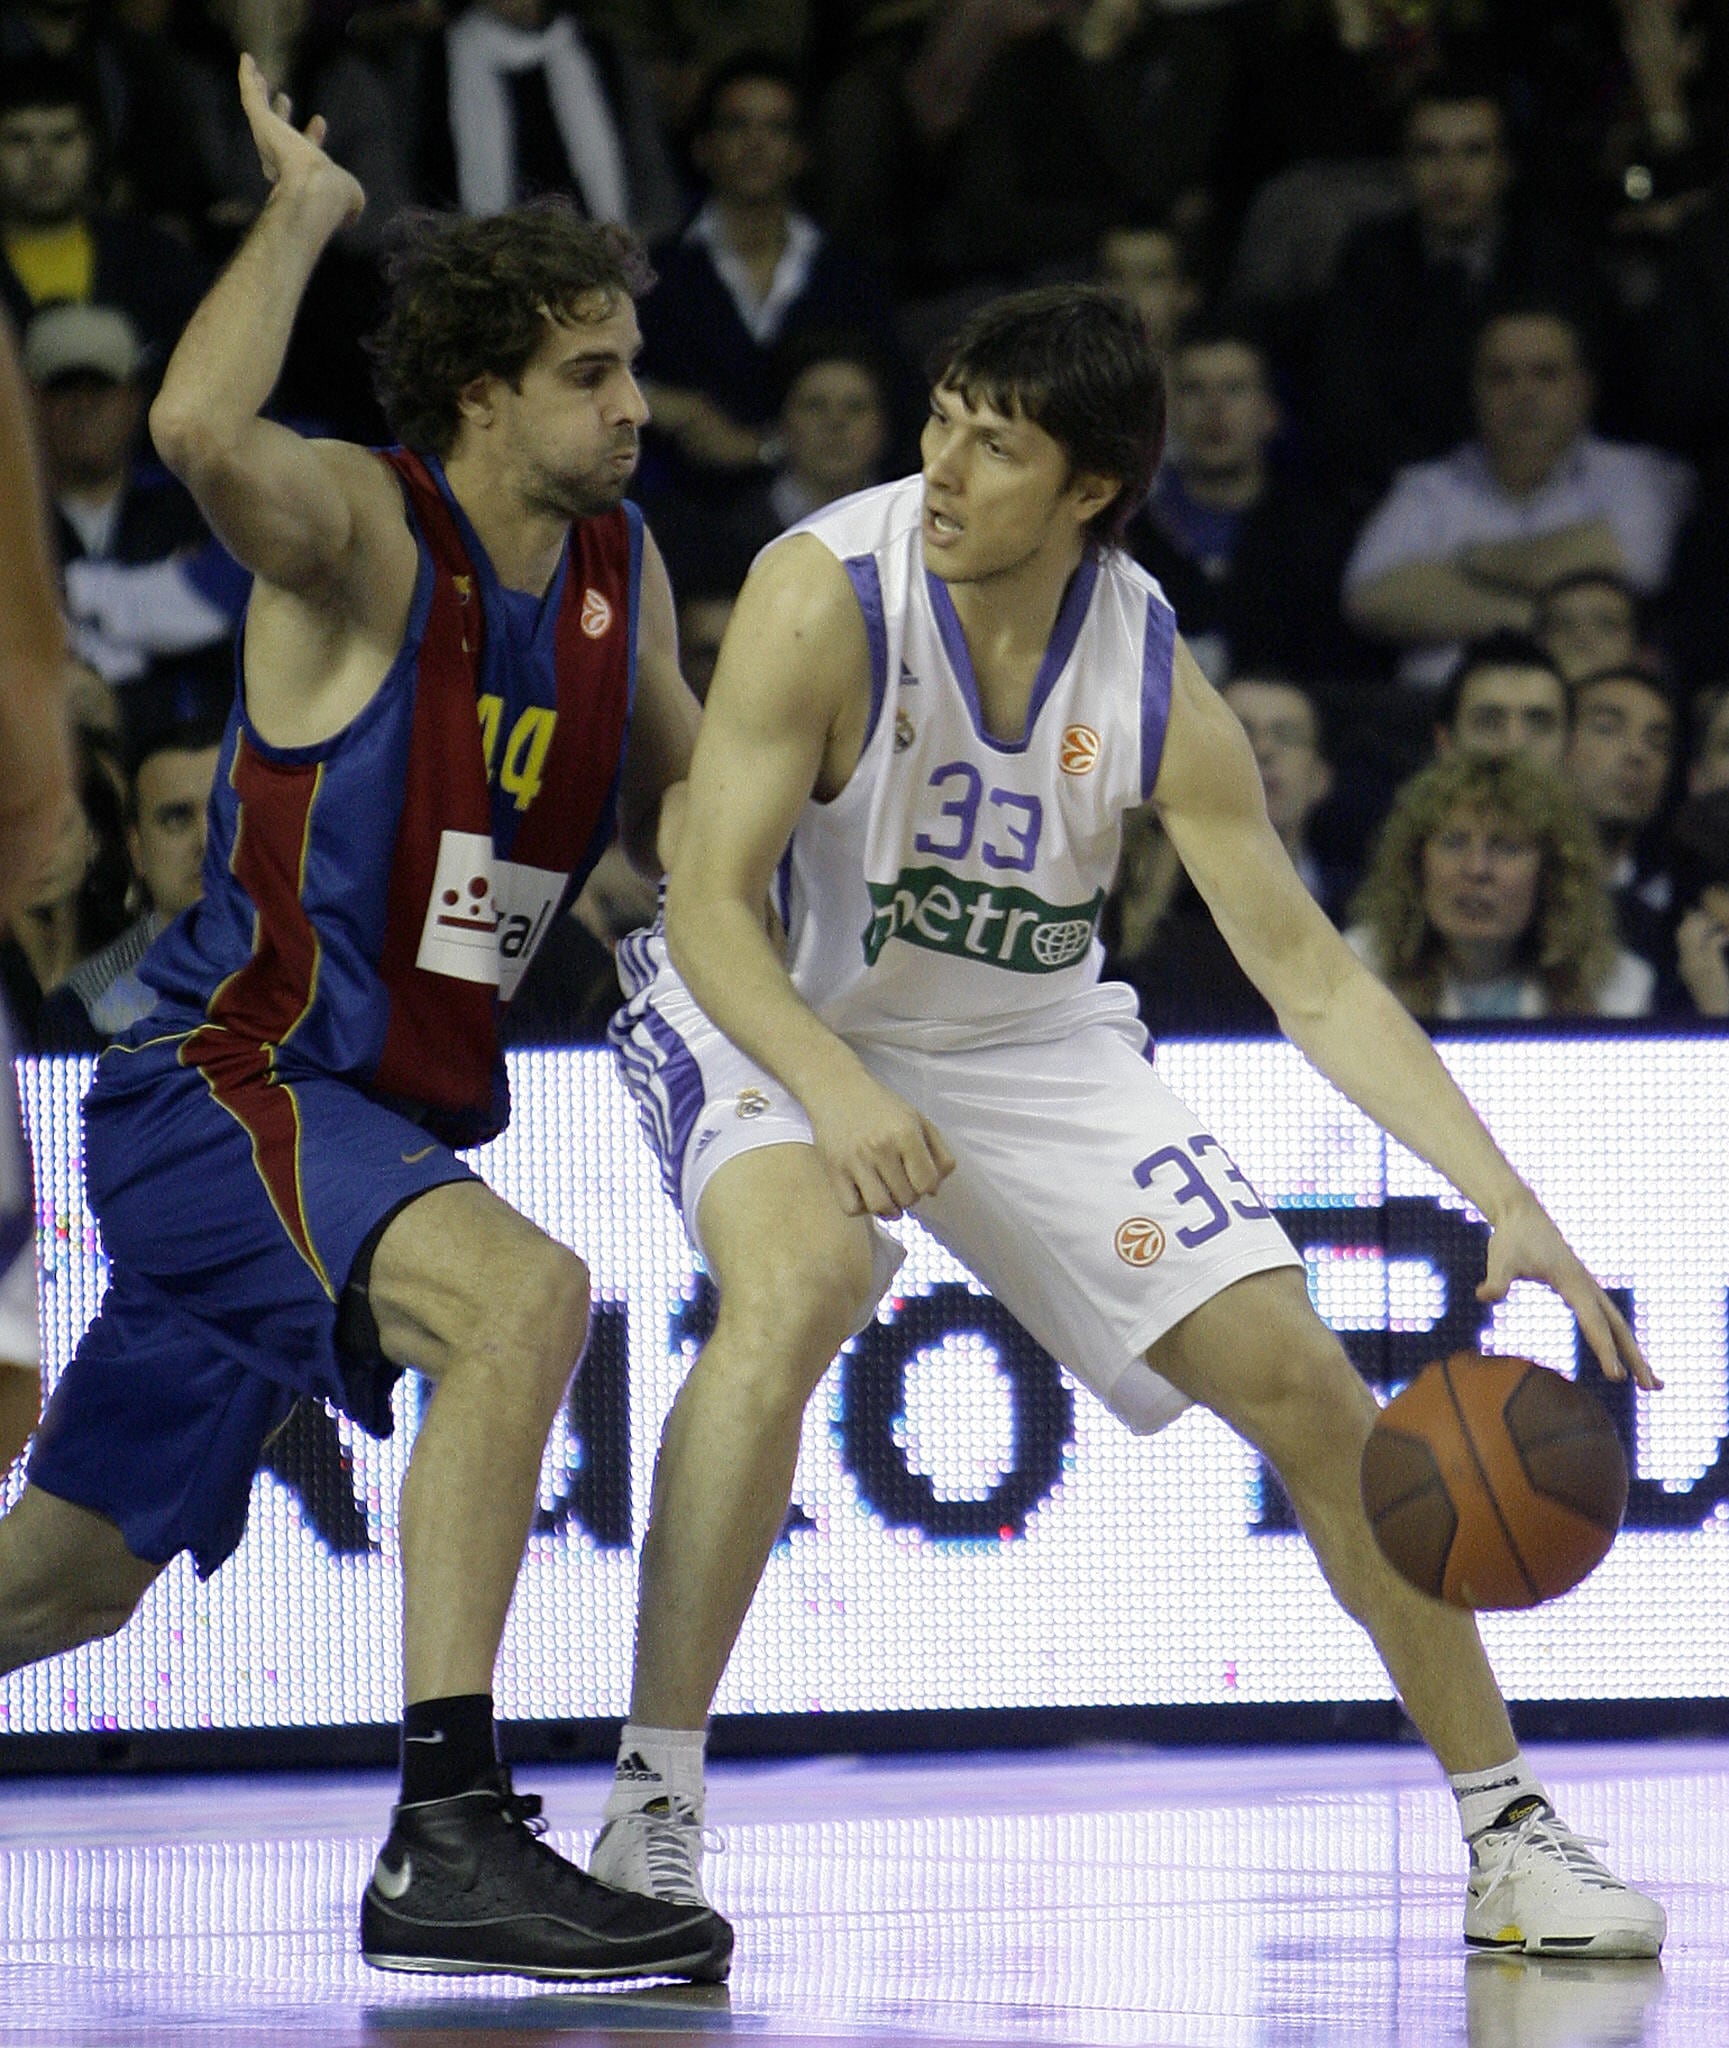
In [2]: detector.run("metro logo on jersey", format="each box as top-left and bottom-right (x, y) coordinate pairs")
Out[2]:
(863, 866), (1105, 974)
(415, 829), (567, 997)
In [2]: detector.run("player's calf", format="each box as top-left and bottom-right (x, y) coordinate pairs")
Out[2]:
(0, 1486), (161, 1672)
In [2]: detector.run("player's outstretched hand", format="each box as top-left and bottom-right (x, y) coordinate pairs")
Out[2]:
(810, 1065), (955, 1221)
(1477, 1188), (1661, 1391)
(237, 51), (365, 229)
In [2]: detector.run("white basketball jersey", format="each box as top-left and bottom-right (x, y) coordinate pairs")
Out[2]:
(777, 475), (1177, 1051)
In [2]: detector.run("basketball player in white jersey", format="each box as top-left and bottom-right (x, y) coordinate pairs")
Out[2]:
(600, 287), (1665, 1958)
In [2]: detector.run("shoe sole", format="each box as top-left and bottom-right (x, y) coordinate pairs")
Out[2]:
(362, 1940), (731, 1984)
(1464, 1929), (1664, 1959)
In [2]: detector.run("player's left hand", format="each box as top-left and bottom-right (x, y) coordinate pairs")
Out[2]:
(1477, 1188), (1661, 1391)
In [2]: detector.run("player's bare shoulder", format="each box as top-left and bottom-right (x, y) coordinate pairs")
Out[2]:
(715, 533), (875, 796)
(243, 442), (420, 749)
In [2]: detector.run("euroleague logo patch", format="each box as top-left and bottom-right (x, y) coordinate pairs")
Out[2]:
(580, 588), (614, 638)
(1114, 1216), (1167, 1267)
(1059, 724), (1101, 775)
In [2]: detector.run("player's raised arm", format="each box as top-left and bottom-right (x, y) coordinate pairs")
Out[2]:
(614, 530), (699, 875)
(1154, 635), (1655, 1391)
(664, 535), (953, 1217)
(148, 56), (394, 604)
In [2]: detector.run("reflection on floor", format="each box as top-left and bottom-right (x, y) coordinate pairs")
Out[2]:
(0, 1742), (1720, 2046)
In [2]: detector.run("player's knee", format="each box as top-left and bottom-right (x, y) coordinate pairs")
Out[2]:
(716, 1228), (876, 1387)
(511, 1242), (590, 1397)
(1245, 1329), (1376, 1463)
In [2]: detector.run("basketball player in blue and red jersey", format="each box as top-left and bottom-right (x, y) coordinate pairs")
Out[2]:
(0, 57), (731, 1985)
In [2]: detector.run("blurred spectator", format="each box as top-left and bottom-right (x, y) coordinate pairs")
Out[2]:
(1344, 303), (1694, 688)
(1535, 566), (1642, 683)
(1564, 662), (1678, 971)
(1111, 674), (1346, 1035)
(910, 0), (1254, 295)
(1687, 684), (1729, 800)
(0, 722), (133, 1049)
(1311, 66), (1601, 505)
(422, 0), (680, 241)
(38, 663), (227, 1051)
(1124, 323), (1359, 682)
(1097, 219), (1201, 375)
(0, 55), (209, 357)
(162, 0), (417, 256)
(1346, 749), (1653, 1021)
(1668, 784), (1729, 1020)
(579, 0), (809, 132)
(1638, 168), (1729, 688)
(660, 328), (894, 583)
(23, 300), (245, 683)
(0, 0), (190, 224)
(1433, 632), (1570, 771)
(676, 579), (737, 703)
(639, 52), (900, 502)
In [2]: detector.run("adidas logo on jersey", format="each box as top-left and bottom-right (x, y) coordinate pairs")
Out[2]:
(863, 865), (1104, 975)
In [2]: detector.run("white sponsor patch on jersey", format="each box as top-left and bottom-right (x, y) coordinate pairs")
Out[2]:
(415, 828), (566, 998)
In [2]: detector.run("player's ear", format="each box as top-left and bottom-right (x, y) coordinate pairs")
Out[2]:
(1068, 470), (1119, 525)
(455, 374), (497, 430)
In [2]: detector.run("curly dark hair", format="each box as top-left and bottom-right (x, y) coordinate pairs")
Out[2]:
(366, 200), (654, 459)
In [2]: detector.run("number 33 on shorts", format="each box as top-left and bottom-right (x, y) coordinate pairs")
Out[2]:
(1124, 1135), (1273, 1257)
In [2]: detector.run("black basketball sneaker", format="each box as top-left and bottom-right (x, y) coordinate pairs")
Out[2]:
(360, 1767), (734, 1981)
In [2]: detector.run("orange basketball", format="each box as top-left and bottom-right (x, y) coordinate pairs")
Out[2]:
(1360, 1352), (1628, 1609)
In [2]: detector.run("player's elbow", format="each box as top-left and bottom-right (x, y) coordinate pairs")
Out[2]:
(148, 394), (232, 488)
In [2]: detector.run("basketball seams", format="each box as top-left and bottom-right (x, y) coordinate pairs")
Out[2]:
(1441, 1356), (1542, 1606)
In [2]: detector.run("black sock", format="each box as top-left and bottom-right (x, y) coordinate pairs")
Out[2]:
(400, 1693), (498, 1805)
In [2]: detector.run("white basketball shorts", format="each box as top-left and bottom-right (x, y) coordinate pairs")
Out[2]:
(610, 938), (1302, 1434)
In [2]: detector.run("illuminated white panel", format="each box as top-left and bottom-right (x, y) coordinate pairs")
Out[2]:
(4, 1037), (1728, 1738)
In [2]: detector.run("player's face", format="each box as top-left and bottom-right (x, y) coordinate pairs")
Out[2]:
(1222, 679), (1330, 839)
(1540, 581), (1638, 682)
(1421, 807), (1542, 954)
(129, 744), (219, 919)
(1566, 677), (1674, 830)
(1449, 666), (1568, 772)
(495, 293), (649, 522)
(920, 385), (1108, 586)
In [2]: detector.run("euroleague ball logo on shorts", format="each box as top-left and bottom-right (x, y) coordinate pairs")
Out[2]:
(1030, 919), (1094, 968)
(1059, 724), (1101, 775)
(1115, 1216), (1167, 1267)
(580, 588), (613, 638)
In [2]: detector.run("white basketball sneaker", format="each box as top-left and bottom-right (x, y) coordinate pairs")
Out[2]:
(1464, 1803), (1666, 1958)
(589, 1795), (718, 1909)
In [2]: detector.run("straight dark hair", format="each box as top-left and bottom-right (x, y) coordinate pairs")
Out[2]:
(366, 199), (653, 459)
(930, 286), (1166, 545)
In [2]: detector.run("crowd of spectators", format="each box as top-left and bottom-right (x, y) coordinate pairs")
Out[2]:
(4, 0), (1728, 1042)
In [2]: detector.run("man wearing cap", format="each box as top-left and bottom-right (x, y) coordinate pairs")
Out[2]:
(24, 301), (247, 685)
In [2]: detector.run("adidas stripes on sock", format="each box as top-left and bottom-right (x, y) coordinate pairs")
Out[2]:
(1450, 1753), (1547, 1840)
(605, 1722), (707, 1822)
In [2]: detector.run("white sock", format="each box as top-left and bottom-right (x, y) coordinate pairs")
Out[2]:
(604, 1722), (707, 1822)
(1450, 1753), (1547, 1840)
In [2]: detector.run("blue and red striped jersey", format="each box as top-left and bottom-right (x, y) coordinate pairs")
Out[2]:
(139, 448), (641, 1148)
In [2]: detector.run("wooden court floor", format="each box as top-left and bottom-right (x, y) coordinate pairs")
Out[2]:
(0, 1741), (1722, 2046)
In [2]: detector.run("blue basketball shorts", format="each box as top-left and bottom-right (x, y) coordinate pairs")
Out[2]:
(27, 1029), (478, 1576)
